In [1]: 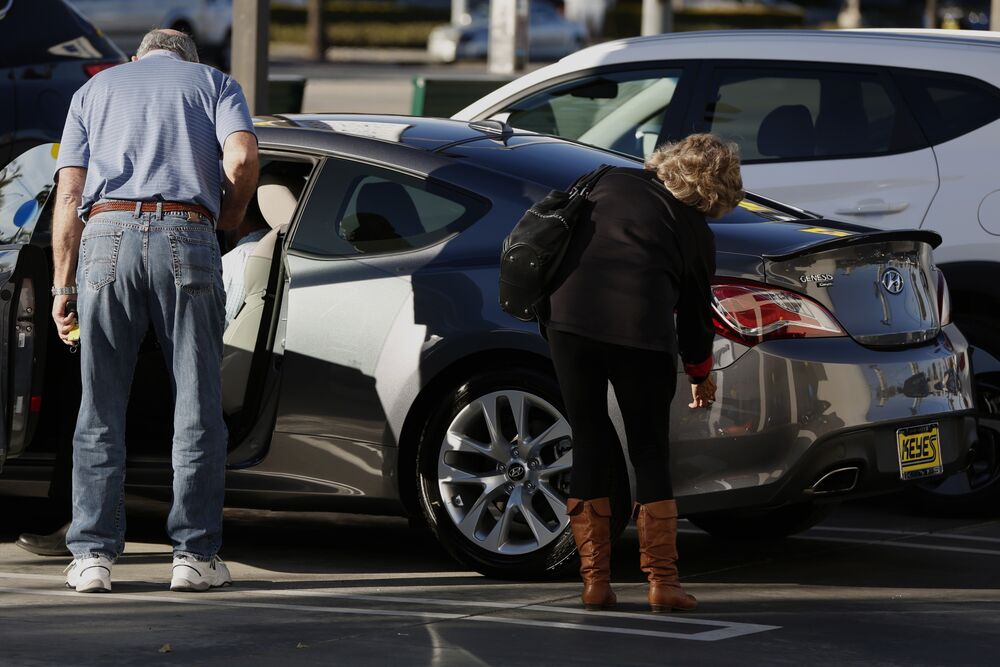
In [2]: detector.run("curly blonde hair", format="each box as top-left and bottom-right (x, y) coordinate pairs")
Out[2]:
(645, 134), (744, 218)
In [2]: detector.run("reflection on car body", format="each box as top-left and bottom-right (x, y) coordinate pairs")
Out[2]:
(0, 117), (977, 578)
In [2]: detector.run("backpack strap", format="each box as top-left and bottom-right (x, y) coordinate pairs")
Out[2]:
(568, 164), (615, 197)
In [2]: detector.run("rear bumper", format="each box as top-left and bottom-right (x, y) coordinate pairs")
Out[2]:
(676, 414), (977, 515)
(667, 324), (976, 515)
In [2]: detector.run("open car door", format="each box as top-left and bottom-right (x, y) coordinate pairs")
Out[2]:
(0, 143), (55, 470)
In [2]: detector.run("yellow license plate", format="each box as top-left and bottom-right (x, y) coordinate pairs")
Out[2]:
(896, 423), (943, 480)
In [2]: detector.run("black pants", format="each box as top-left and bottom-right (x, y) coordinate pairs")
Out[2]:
(547, 329), (677, 504)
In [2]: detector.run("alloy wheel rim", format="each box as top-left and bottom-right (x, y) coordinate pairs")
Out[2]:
(437, 389), (573, 556)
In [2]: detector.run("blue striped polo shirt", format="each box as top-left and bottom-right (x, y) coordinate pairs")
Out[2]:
(55, 50), (255, 221)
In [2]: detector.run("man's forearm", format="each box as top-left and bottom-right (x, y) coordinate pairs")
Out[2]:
(53, 168), (87, 288)
(218, 132), (259, 232)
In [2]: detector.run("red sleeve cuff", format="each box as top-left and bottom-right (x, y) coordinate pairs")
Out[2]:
(684, 355), (713, 381)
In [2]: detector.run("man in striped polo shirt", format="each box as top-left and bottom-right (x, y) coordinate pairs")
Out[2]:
(50, 29), (259, 593)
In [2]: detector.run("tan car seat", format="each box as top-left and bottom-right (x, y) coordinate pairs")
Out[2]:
(221, 173), (303, 414)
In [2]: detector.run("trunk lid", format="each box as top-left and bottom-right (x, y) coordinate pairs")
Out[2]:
(762, 229), (943, 348)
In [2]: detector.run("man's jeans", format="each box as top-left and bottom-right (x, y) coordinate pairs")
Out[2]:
(67, 208), (228, 561)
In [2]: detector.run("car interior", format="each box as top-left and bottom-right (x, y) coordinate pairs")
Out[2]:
(13, 150), (317, 464)
(222, 160), (310, 419)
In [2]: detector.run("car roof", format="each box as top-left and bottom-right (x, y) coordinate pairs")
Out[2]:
(251, 113), (816, 225)
(253, 113), (641, 192)
(255, 114), (504, 152)
(573, 28), (1000, 61)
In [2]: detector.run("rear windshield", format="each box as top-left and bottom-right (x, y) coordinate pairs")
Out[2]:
(715, 199), (804, 224)
(444, 137), (638, 191)
(0, 0), (120, 67)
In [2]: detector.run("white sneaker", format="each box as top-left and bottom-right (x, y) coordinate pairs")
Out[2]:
(64, 555), (113, 593)
(170, 555), (233, 592)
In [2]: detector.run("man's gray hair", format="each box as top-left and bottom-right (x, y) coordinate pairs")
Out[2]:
(136, 30), (199, 63)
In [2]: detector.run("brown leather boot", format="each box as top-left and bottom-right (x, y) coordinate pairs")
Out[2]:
(567, 497), (617, 611)
(635, 499), (697, 613)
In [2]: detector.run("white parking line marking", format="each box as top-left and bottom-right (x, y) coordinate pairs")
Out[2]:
(0, 575), (779, 642)
(791, 535), (1000, 556)
(812, 526), (1000, 544)
(266, 589), (768, 629)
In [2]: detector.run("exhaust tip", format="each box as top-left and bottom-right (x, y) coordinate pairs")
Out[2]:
(810, 466), (860, 496)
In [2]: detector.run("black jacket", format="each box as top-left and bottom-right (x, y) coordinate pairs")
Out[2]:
(543, 167), (716, 377)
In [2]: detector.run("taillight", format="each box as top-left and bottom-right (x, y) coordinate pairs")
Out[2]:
(711, 282), (845, 345)
(935, 269), (951, 327)
(83, 62), (117, 78)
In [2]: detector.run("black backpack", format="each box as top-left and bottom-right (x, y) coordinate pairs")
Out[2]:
(499, 164), (614, 322)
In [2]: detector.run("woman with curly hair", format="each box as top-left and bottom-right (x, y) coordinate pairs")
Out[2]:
(543, 134), (743, 612)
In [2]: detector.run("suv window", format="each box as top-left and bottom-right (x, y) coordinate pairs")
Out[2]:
(702, 67), (926, 163)
(894, 69), (1000, 146)
(291, 159), (489, 257)
(501, 68), (683, 159)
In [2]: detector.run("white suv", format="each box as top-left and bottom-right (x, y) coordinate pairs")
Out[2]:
(455, 29), (1000, 511)
(66, 0), (231, 66)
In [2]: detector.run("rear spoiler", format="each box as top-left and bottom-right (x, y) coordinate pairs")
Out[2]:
(744, 192), (824, 220)
(763, 229), (943, 262)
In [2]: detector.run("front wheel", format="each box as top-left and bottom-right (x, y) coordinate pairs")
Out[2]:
(687, 502), (836, 540)
(416, 367), (630, 579)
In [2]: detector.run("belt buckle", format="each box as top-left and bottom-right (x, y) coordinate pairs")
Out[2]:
(186, 211), (201, 222)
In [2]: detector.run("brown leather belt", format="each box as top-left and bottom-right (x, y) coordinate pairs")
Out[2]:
(89, 200), (213, 222)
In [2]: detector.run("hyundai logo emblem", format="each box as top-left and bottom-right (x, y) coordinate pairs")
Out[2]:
(506, 464), (526, 481)
(881, 269), (904, 295)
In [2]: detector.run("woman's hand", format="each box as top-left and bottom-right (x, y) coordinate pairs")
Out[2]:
(689, 376), (717, 410)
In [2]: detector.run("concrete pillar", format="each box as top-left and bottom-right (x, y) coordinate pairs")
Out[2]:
(641, 0), (673, 36)
(838, 0), (862, 28)
(306, 0), (327, 61)
(488, 0), (529, 75)
(924, 0), (937, 28)
(231, 0), (269, 115)
(992, 0), (1000, 30)
(452, 0), (469, 26)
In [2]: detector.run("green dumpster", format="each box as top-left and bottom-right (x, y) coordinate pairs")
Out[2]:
(268, 75), (307, 114)
(412, 76), (514, 118)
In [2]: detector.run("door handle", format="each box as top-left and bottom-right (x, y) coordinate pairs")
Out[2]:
(834, 199), (910, 216)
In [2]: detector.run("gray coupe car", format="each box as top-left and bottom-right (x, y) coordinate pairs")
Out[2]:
(0, 116), (976, 578)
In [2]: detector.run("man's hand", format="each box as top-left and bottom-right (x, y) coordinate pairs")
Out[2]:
(51, 166), (86, 346)
(688, 375), (717, 410)
(51, 294), (78, 346)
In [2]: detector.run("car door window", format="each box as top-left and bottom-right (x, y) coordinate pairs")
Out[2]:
(291, 159), (490, 257)
(702, 67), (926, 163)
(501, 68), (683, 158)
(894, 69), (1000, 146)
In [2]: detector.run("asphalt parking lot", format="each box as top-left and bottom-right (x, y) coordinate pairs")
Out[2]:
(1, 496), (999, 666)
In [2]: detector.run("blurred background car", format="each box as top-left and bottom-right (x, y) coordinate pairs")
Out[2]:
(0, 0), (125, 168)
(939, 1), (991, 29)
(428, 1), (587, 63)
(64, 0), (232, 68)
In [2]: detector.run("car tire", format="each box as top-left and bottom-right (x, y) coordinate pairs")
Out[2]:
(416, 366), (630, 579)
(687, 502), (836, 540)
(904, 314), (1000, 515)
